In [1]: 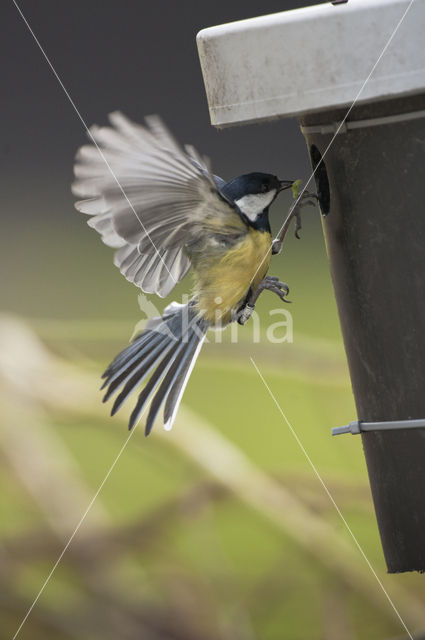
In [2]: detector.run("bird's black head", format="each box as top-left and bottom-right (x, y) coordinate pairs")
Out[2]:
(221, 172), (293, 229)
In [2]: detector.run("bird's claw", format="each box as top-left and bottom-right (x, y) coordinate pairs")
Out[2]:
(237, 276), (291, 325)
(293, 191), (317, 239)
(273, 190), (318, 249)
(298, 190), (318, 206)
(259, 276), (291, 303)
(268, 283), (291, 303)
(294, 212), (302, 239)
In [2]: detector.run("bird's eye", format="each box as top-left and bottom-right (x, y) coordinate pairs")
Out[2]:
(261, 183), (269, 193)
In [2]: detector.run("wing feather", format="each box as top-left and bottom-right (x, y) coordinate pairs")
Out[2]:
(72, 112), (245, 297)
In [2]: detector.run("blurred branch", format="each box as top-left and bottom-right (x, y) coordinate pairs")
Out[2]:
(1, 393), (109, 539)
(1, 315), (425, 634)
(321, 580), (353, 640)
(271, 470), (374, 513)
(3, 481), (227, 563)
(0, 316), (232, 639)
(0, 590), (174, 640)
(0, 592), (103, 639)
(160, 410), (425, 631)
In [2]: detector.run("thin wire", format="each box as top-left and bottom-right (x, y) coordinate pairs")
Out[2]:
(248, 0), (416, 288)
(12, 0), (176, 284)
(250, 357), (414, 640)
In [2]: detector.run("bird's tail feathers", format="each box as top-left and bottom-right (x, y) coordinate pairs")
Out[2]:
(101, 300), (207, 435)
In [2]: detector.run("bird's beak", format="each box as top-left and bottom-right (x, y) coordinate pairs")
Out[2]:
(278, 180), (294, 191)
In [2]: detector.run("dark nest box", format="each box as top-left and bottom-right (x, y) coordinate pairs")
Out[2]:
(197, 0), (425, 573)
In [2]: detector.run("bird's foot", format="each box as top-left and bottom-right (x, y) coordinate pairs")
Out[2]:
(293, 191), (318, 240)
(237, 277), (290, 325)
(272, 190), (318, 253)
(298, 190), (319, 207)
(257, 276), (291, 303)
(294, 210), (302, 240)
(239, 276), (291, 322)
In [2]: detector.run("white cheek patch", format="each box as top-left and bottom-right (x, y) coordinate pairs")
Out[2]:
(235, 190), (276, 221)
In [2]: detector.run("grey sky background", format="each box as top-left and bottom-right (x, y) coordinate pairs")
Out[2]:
(2, 0), (324, 319)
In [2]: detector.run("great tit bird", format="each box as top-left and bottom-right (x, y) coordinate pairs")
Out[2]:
(72, 112), (295, 435)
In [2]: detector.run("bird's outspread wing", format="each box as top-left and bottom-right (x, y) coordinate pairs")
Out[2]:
(72, 112), (245, 297)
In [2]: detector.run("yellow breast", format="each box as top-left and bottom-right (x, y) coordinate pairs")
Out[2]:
(194, 228), (272, 325)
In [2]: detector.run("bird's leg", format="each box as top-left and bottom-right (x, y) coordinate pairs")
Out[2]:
(272, 190), (318, 255)
(237, 190), (317, 326)
(237, 276), (290, 325)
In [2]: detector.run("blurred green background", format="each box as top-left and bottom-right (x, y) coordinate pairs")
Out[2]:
(2, 1), (425, 639)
